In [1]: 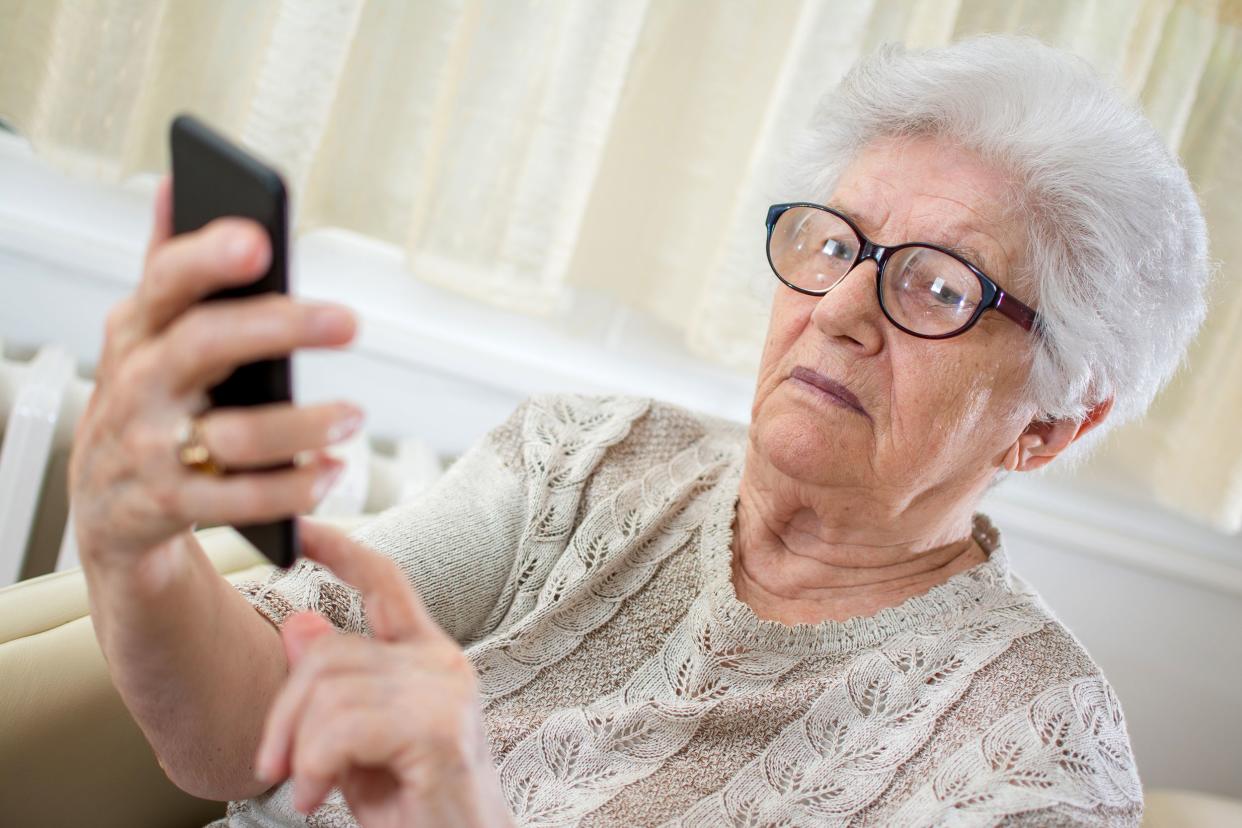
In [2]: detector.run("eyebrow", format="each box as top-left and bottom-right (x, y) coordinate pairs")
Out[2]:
(941, 243), (994, 275)
(825, 201), (997, 276)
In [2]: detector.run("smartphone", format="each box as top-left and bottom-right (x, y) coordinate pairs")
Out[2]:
(169, 113), (298, 568)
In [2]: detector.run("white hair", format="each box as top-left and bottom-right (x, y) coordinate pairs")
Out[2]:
(779, 34), (1212, 466)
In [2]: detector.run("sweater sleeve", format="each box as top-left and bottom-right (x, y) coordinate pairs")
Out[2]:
(232, 397), (532, 644)
(997, 800), (1143, 826)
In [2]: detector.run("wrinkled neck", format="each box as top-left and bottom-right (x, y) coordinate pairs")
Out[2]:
(730, 448), (991, 626)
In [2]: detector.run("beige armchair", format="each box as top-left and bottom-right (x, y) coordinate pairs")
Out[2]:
(0, 516), (369, 828)
(2, 515), (1238, 828)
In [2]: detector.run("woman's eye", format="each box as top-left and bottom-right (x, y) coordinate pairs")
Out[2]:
(820, 238), (855, 261)
(928, 276), (963, 305)
(922, 275), (980, 313)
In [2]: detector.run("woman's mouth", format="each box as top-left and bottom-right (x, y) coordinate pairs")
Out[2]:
(788, 366), (868, 417)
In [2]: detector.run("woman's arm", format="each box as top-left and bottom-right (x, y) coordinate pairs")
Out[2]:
(232, 401), (533, 647)
(69, 173), (359, 803)
(82, 531), (289, 801)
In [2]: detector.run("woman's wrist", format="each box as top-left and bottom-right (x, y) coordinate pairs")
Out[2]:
(81, 532), (195, 597)
(80, 533), (209, 659)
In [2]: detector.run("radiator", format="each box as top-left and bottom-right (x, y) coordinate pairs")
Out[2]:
(0, 340), (442, 587)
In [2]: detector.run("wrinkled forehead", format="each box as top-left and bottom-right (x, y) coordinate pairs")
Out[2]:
(827, 137), (1026, 279)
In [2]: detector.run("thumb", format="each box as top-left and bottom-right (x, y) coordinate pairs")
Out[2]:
(280, 610), (335, 668)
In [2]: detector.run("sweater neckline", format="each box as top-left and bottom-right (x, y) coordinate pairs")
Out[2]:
(696, 453), (1017, 655)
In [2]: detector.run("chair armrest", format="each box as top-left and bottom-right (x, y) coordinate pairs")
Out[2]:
(0, 515), (367, 828)
(1143, 788), (1242, 827)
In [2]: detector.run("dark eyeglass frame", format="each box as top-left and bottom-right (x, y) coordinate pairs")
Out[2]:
(765, 202), (1038, 340)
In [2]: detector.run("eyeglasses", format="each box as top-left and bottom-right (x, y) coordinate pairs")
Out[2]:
(765, 203), (1037, 339)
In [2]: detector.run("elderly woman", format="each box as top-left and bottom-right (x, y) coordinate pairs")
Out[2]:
(70, 35), (1208, 827)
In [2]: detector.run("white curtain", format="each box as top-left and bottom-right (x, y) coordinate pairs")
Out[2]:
(2, 0), (1240, 532)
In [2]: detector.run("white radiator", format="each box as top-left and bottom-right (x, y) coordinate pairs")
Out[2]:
(0, 340), (443, 587)
(0, 341), (88, 584)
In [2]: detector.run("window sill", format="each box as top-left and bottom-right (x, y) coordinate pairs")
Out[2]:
(1, 129), (1238, 595)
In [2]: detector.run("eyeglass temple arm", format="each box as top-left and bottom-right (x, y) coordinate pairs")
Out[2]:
(994, 290), (1037, 331)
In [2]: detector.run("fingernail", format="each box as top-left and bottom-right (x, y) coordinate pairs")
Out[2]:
(228, 230), (255, 265)
(313, 462), (344, 500)
(310, 305), (351, 339)
(327, 408), (364, 443)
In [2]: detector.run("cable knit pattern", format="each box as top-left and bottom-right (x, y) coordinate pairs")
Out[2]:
(215, 392), (1142, 827)
(671, 583), (1049, 825)
(888, 676), (1141, 826)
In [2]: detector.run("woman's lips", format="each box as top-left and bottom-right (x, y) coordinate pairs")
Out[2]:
(789, 366), (868, 417)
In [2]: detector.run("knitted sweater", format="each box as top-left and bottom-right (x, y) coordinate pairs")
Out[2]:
(214, 393), (1143, 827)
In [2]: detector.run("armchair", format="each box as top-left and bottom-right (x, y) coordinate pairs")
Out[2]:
(0, 515), (369, 828)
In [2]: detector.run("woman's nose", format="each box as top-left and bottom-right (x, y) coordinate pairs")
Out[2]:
(809, 260), (885, 355)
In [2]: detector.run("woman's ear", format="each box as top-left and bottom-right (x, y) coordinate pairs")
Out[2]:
(1004, 397), (1114, 472)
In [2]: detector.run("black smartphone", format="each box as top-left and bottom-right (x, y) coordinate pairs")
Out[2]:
(169, 113), (298, 568)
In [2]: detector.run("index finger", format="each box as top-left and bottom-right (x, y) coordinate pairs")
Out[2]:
(136, 214), (270, 337)
(143, 174), (174, 263)
(100, 175), (175, 359)
(295, 516), (441, 643)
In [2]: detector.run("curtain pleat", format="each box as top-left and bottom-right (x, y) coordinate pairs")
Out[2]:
(1093, 10), (1242, 532)
(1, 0), (1239, 531)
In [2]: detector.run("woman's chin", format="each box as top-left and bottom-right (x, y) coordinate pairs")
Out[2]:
(749, 398), (869, 487)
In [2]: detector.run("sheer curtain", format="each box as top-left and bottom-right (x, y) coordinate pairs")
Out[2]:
(2, 0), (1239, 531)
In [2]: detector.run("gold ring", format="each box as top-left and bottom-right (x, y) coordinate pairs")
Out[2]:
(174, 414), (225, 475)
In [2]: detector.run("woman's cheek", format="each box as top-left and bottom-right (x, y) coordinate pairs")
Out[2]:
(761, 306), (808, 373)
(906, 366), (998, 468)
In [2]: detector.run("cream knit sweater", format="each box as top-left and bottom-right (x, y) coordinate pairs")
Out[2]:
(214, 393), (1143, 827)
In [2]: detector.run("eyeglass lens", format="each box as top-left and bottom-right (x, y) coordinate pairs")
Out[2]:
(769, 206), (984, 337)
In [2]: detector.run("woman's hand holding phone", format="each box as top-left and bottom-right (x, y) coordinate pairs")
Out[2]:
(68, 174), (361, 584)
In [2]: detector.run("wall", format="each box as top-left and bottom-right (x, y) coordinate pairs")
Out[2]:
(2, 132), (1239, 799)
(982, 493), (1242, 797)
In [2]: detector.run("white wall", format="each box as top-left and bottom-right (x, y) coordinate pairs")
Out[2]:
(2, 132), (1239, 800)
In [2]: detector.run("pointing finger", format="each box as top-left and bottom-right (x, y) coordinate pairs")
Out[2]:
(255, 634), (382, 785)
(281, 610), (336, 667)
(296, 517), (441, 643)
